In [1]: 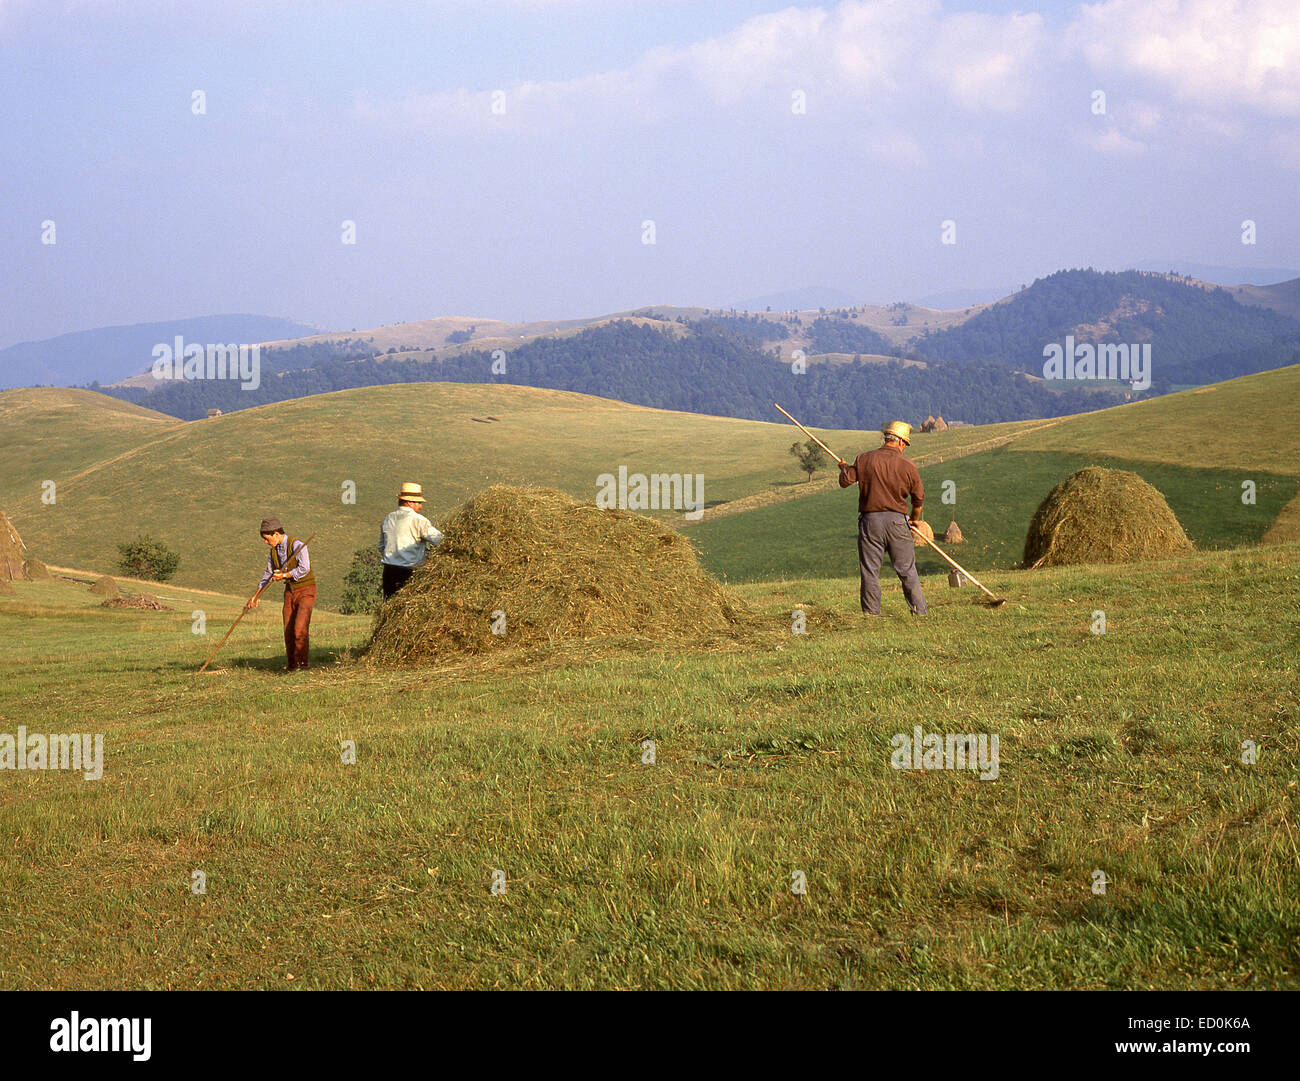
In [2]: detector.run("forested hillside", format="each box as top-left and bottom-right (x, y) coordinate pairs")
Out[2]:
(911, 269), (1300, 387)
(92, 270), (1300, 426)
(100, 319), (1119, 428)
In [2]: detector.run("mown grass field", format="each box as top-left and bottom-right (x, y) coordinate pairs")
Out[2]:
(1, 545), (1296, 990)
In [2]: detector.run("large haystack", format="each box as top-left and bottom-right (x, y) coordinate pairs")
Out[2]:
(1023, 467), (1193, 568)
(0, 512), (28, 582)
(366, 485), (746, 665)
(911, 520), (935, 545)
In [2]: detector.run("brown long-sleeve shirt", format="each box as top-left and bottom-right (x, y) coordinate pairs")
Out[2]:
(839, 445), (924, 516)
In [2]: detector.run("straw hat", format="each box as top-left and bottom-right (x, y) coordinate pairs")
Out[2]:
(882, 421), (912, 445)
(398, 483), (426, 504)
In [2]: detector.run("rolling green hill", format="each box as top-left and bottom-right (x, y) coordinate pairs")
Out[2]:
(0, 382), (910, 600)
(4, 365), (1298, 602)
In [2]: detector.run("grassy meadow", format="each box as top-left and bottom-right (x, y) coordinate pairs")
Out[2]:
(0, 543), (1297, 990)
(2, 364), (1298, 990)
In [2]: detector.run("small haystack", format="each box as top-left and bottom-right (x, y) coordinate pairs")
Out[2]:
(1023, 467), (1194, 568)
(366, 485), (746, 665)
(0, 512), (28, 582)
(90, 575), (120, 597)
(942, 521), (964, 544)
(101, 593), (172, 610)
(24, 558), (51, 580)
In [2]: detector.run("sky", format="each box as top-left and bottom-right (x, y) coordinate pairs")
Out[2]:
(1, 0), (1297, 347)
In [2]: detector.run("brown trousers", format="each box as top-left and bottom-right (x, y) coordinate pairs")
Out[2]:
(282, 584), (316, 669)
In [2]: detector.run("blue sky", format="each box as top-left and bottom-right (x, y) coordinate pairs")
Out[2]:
(1, 0), (1296, 346)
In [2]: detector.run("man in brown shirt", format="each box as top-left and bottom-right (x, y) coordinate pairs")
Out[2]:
(838, 421), (928, 616)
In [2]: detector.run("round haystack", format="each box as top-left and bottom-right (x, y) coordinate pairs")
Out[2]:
(90, 575), (119, 597)
(911, 520), (935, 545)
(0, 512), (29, 582)
(942, 521), (963, 544)
(23, 558), (51, 580)
(1023, 467), (1194, 568)
(366, 485), (746, 665)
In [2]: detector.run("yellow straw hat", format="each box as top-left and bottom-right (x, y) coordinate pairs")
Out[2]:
(882, 421), (912, 445)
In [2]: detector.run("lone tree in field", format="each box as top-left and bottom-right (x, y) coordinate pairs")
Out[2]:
(789, 439), (828, 482)
(116, 536), (180, 581)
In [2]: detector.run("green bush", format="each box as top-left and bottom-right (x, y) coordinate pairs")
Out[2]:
(340, 546), (383, 614)
(116, 536), (179, 581)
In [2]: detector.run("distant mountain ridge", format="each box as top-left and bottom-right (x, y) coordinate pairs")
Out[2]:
(0, 315), (318, 390)
(93, 269), (1300, 429)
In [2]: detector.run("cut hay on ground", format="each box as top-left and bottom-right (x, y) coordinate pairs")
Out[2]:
(942, 521), (963, 543)
(23, 558), (51, 580)
(1023, 467), (1194, 568)
(101, 593), (172, 610)
(0, 512), (28, 582)
(366, 485), (747, 666)
(90, 575), (119, 597)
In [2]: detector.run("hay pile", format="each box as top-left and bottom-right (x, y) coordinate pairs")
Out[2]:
(943, 521), (963, 543)
(101, 593), (172, 610)
(23, 558), (51, 580)
(0, 512), (28, 582)
(911, 520), (935, 545)
(366, 485), (746, 665)
(1023, 467), (1194, 568)
(0, 578), (13, 596)
(90, 575), (119, 597)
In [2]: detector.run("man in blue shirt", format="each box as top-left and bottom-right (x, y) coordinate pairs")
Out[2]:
(378, 483), (444, 599)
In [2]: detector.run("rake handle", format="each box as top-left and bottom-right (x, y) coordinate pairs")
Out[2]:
(908, 524), (1003, 604)
(197, 531), (316, 673)
(773, 403), (847, 466)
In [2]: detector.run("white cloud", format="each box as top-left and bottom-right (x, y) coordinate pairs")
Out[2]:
(1084, 127), (1147, 155)
(358, 0), (1048, 132)
(1070, 0), (1300, 116)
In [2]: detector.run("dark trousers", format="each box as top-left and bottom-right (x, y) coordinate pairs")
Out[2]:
(858, 511), (928, 615)
(282, 584), (315, 668)
(382, 563), (415, 599)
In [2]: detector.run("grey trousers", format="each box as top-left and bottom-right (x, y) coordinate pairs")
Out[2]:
(858, 511), (928, 615)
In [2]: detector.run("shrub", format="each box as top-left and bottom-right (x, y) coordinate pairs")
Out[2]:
(116, 536), (180, 581)
(340, 546), (383, 614)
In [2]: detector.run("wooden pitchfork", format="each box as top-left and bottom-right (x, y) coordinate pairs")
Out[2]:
(197, 531), (316, 673)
